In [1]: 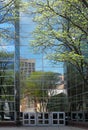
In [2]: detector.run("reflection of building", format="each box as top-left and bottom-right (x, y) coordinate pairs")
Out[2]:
(20, 58), (35, 78)
(47, 75), (66, 96)
(50, 75), (67, 96)
(20, 58), (36, 112)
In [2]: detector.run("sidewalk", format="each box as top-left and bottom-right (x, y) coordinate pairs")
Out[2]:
(0, 126), (87, 130)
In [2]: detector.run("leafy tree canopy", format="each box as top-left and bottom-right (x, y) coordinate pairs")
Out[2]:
(28, 0), (88, 83)
(21, 71), (61, 111)
(0, 0), (29, 40)
(23, 71), (60, 97)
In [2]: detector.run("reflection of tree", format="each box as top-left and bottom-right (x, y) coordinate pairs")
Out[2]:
(47, 93), (68, 112)
(29, 0), (88, 86)
(21, 71), (61, 112)
(0, 51), (14, 120)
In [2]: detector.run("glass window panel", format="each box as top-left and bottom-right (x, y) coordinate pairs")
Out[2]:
(53, 113), (58, 119)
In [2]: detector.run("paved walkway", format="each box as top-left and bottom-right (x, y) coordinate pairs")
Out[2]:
(0, 126), (87, 130)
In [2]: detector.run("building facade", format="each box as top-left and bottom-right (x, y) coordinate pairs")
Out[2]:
(65, 63), (88, 123)
(0, 0), (20, 124)
(20, 58), (35, 79)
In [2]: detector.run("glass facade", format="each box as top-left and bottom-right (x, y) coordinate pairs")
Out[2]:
(0, 1), (20, 122)
(65, 63), (88, 122)
(0, 50), (15, 121)
(0, 0), (66, 124)
(0, 0), (69, 124)
(20, 10), (66, 113)
(0, 30), (16, 121)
